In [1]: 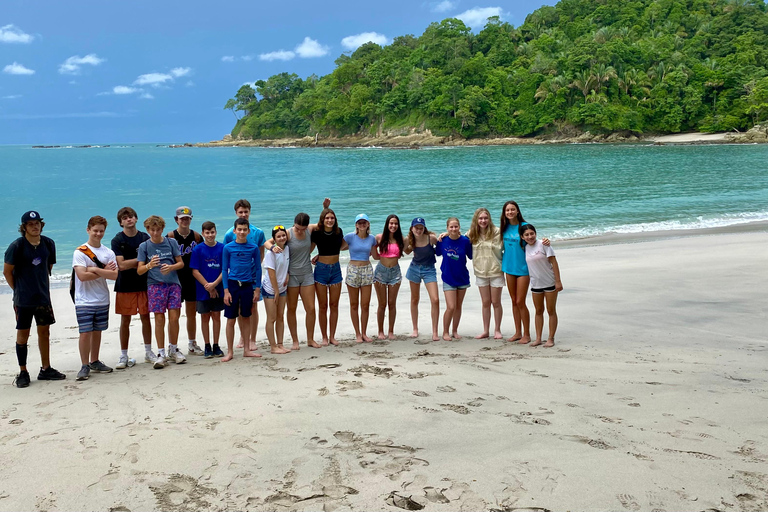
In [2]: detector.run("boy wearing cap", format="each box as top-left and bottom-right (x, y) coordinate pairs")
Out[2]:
(72, 216), (119, 381)
(167, 206), (203, 357)
(111, 206), (151, 369)
(3, 210), (66, 387)
(224, 199), (265, 351)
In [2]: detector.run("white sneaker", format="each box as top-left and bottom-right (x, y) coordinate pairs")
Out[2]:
(116, 355), (129, 369)
(188, 342), (204, 355)
(173, 350), (187, 364)
(145, 352), (158, 364)
(153, 356), (166, 369)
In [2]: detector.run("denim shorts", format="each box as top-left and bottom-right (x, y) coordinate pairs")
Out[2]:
(261, 287), (287, 299)
(443, 282), (470, 292)
(406, 263), (437, 284)
(288, 273), (314, 288)
(345, 263), (374, 288)
(314, 261), (343, 286)
(374, 263), (402, 285)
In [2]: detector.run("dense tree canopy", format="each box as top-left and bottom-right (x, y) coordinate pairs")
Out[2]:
(226, 0), (768, 139)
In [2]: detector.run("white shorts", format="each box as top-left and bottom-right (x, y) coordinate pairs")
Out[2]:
(476, 275), (505, 288)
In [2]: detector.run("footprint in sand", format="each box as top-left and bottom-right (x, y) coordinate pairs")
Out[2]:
(437, 386), (456, 393)
(386, 491), (425, 510)
(149, 474), (217, 511)
(411, 390), (430, 397)
(440, 404), (470, 415)
(617, 493), (641, 510)
(318, 387), (329, 396)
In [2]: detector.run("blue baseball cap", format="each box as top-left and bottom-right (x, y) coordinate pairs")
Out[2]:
(355, 213), (370, 223)
(411, 217), (426, 228)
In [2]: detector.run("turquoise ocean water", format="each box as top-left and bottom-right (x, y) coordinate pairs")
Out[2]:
(1, 143), (767, 280)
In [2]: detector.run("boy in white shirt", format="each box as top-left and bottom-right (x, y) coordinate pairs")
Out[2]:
(72, 216), (118, 381)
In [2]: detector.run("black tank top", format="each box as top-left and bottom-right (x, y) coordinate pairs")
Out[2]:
(412, 244), (436, 265)
(311, 228), (344, 256)
(170, 230), (200, 274)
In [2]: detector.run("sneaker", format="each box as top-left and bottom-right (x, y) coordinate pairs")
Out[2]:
(116, 356), (129, 370)
(153, 356), (166, 369)
(76, 365), (90, 381)
(172, 350), (187, 364)
(38, 366), (66, 380)
(89, 360), (113, 373)
(212, 345), (224, 357)
(14, 370), (31, 388)
(204, 345), (213, 359)
(188, 342), (204, 356)
(145, 352), (158, 364)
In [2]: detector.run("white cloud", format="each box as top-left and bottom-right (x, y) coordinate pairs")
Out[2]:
(3, 62), (35, 75)
(295, 37), (329, 58)
(221, 55), (235, 62)
(139, 92), (154, 99)
(432, 0), (457, 12)
(133, 72), (173, 87)
(170, 67), (191, 77)
(259, 50), (295, 62)
(341, 32), (390, 50)
(113, 85), (139, 94)
(456, 6), (503, 29)
(0, 24), (34, 44)
(2, 94), (22, 99)
(241, 55), (254, 61)
(58, 54), (106, 75)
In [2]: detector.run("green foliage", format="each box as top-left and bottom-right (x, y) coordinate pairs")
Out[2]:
(226, 0), (768, 139)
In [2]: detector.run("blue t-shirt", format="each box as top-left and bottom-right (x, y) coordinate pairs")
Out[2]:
(343, 233), (377, 261)
(189, 242), (225, 301)
(137, 238), (181, 286)
(436, 235), (473, 287)
(502, 223), (529, 276)
(224, 223), (265, 283)
(222, 240), (259, 289)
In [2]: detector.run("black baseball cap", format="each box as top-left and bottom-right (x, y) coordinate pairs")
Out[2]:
(21, 211), (43, 223)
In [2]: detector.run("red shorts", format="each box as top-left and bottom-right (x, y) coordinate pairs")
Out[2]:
(115, 291), (149, 316)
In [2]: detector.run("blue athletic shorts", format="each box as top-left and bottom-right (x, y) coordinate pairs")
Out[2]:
(224, 281), (254, 319)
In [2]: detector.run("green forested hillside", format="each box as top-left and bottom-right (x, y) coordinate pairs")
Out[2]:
(226, 0), (768, 139)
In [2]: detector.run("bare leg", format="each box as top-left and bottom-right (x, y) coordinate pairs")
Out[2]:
(452, 288), (466, 338)
(315, 283), (329, 345)
(265, 297), (287, 354)
(387, 282), (400, 339)
(476, 285), (491, 339)
(328, 283), (341, 345)
(544, 290), (558, 347)
(300, 285), (319, 348)
(442, 290), (456, 341)
(531, 292), (545, 346)
(139, 313), (152, 345)
(374, 282), (387, 339)
(506, 274), (522, 341)
(515, 276), (531, 343)
(90, 331), (103, 362)
(276, 294), (288, 350)
(241, 315), (261, 357)
(200, 313), (211, 346)
(286, 286), (300, 348)
(348, 285), (362, 342)
(154, 313), (166, 349)
(211, 311), (221, 345)
(223, 318), (236, 361)
(491, 286), (504, 339)
(249, 296), (260, 350)
(426, 282), (440, 341)
(119, 315), (132, 350)
(185, 300), (196, 342)
(78, 332), (92, 365)
(409, 281), (420, 338)
(168, 309), (181, 346)
(360, 285), (372, 342)
(37, 325), (51, 369)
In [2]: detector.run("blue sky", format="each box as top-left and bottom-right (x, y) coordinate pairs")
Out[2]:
(1, 0), (553, 144)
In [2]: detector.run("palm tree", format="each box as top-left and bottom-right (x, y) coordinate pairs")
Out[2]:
(570, 70), (596, 100)
(593, 64), (617, 94)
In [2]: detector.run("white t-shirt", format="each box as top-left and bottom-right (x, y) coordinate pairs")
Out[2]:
(261, 246), (290, 295)
(525, 240), (556, 289)
(72, 243), (117, 306)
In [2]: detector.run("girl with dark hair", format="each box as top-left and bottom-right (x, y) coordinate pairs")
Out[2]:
(374, 214), (405, 340)
(264, 198), (330, 349)
(520, 224), (562, 347)
(262, 225), (290, 354)
(310, 206), (348, 346)
(500, 200), (531, 343)
(404, 218), (440, 341)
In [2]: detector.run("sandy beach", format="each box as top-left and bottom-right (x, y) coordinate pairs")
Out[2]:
(1, 231), (766, 512)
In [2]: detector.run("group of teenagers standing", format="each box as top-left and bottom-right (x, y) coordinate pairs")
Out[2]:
(4, 198), (563, 388)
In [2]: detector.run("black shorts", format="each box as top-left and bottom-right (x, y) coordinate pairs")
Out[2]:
(14, 305), (56, 330)
(224, 281), (254, 319)
(531, 285), (556, 294)
(178, 272), (197, 302)
(197, 297), (225, 314)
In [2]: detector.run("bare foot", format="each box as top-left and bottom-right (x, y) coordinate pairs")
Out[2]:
(291, 342), (300, 351)
(320, 338), (329, 346)
(236, 340), (244, 349)
(249, 341), (258, 351)
(544, 339), (555, 347)
(329, 338), (339, 346)
(507, 334), (522, 343)
(243, 351), (262, 358)
(493, 331), (503, 339)
(362, 334), (373, 343)
(271, 346), (290, 354)
(377, 332), (386, 340)
(530, 339), (542, 347)
(221, 353), (234, 362)
(518, 336), (531, 345)
(409, 329), (418, 338)
(452, 332), (462, 340)
(432, 333), (440, 341)
(307, 341), (322, 349)
(388, 332), (395, 340)
(355, 334), (364, 343)
(442, 333), (451, 341)
(475, 332), (489, 339)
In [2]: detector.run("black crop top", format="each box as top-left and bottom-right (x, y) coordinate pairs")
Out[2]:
(311, 228), (344, 256)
